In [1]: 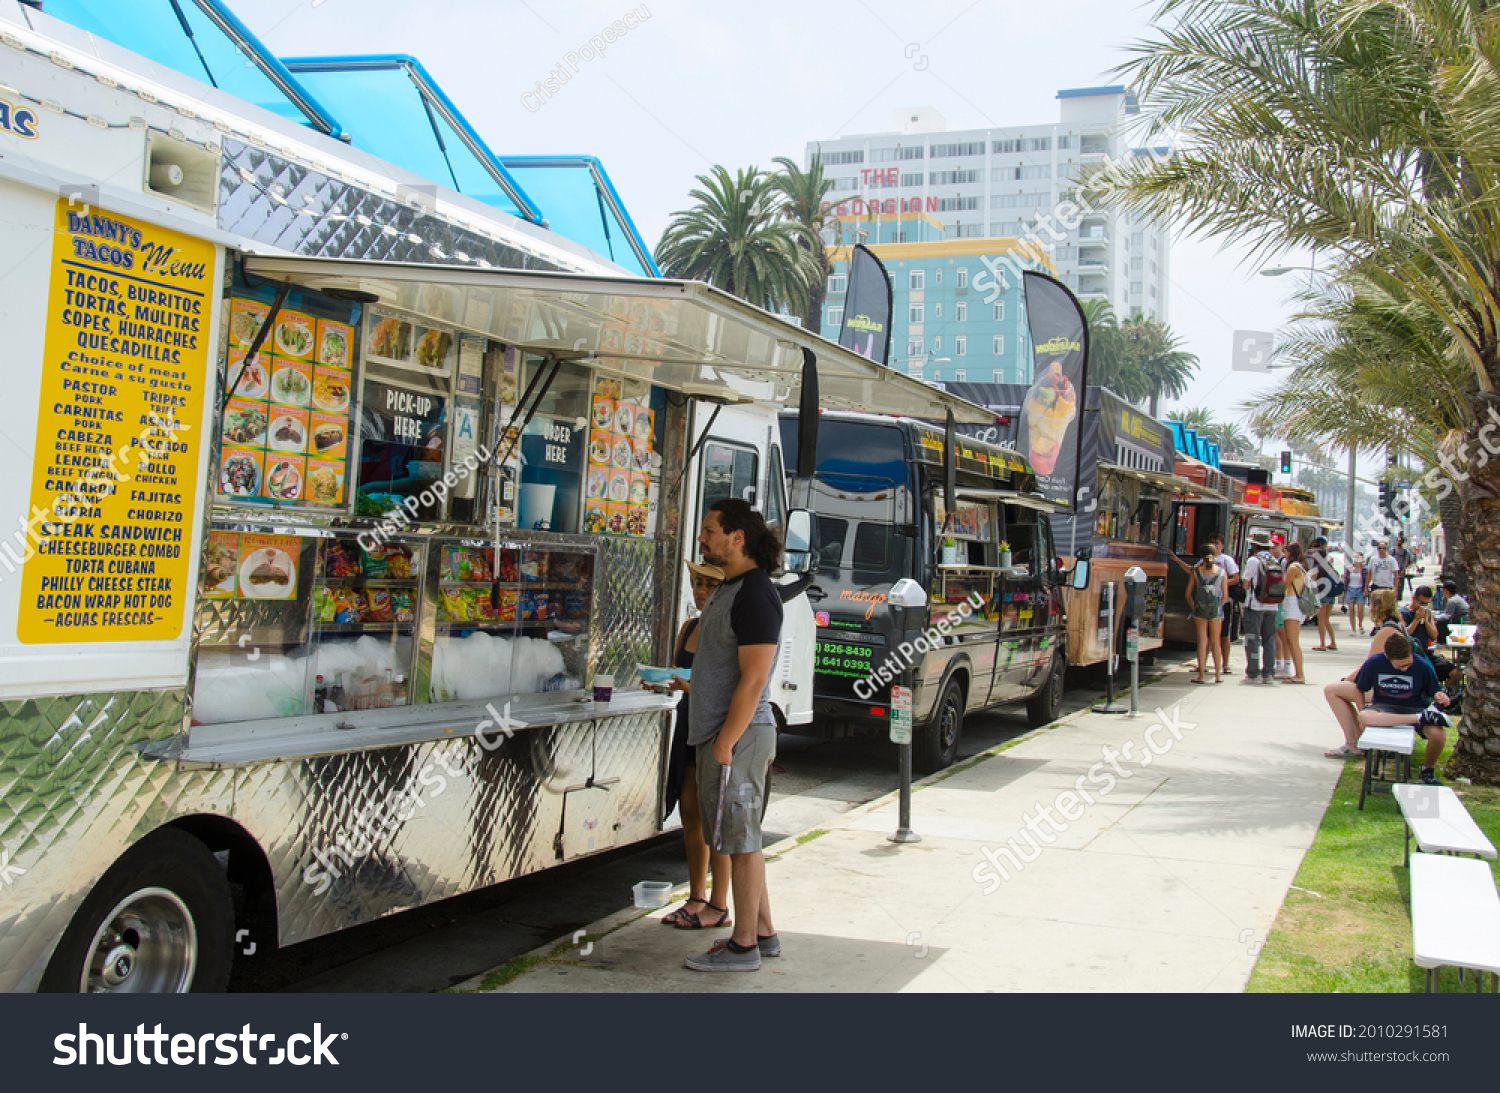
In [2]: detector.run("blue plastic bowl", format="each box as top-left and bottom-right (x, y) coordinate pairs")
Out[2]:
(637, 664), (689, 684)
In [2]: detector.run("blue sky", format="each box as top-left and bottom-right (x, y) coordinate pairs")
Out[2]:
(233, 0), (1338, 463)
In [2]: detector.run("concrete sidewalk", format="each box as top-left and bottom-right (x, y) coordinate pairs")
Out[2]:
(460, 640), (1369, 993)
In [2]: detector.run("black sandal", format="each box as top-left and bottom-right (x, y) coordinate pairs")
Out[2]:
(661, 897), (708, 926)
(672, 902), (731, 930)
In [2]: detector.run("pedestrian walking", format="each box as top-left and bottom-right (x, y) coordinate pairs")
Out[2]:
(1170, 542), (1226, 682)
(1280, 542), (1312, 683)
(684, 499), (784, 972)
(1393, 535), (1412, 600)
(1367, 540), (1400, 634)
(1210, 533), (1240, 674)
(1307, 537), (1340, 651)
(1344, 550), (1368, 635)
(1239, 532), (1286, 684)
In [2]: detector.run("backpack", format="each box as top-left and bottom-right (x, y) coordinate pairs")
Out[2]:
(1191, 568), (1222, 615)
(1296, 566), (1319, 616)
(1253, 552), (1286, 605)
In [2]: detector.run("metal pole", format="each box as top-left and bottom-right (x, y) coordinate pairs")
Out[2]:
(1095, 581), (1129, 714)
(1346, 446), (1357, 551)
(1129, 624), (1140, 717)
(891, 661), (920, 844)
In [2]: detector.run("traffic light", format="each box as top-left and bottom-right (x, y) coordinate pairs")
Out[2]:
(1379, 481), (1393, 519)
(1280, 450), (1292, 474)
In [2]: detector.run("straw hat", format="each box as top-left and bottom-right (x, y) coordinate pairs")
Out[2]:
(686, 559), (726, 582)
(1249, 532), (1272, 549)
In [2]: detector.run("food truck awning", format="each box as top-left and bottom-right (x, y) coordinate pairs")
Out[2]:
(1097, 461), (1199, 496)
(240, 257), (998, 424)
(956, 488), (1067, 513)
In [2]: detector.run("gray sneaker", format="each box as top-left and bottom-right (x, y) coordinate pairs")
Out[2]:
(757, 933), (781, 958)
(686, 938), (761, 972)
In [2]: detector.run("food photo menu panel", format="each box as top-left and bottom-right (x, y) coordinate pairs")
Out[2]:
(584, 377), (653, 538)
(217, 296), (354, 509)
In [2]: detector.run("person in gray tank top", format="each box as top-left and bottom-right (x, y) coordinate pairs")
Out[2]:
(684, 499), (783, 972)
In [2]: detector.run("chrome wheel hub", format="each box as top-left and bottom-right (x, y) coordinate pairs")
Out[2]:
(82, 888), (196, 993)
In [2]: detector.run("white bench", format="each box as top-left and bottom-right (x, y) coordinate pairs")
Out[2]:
(1394, 785), (1498, 865)
(1410, 853), (1500, 992)
(1356, 726), (1415, 811)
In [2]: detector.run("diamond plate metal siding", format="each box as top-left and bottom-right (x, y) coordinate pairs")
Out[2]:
(0, 687), (211, 992)
(217, 142), (571, 272)
(240, 712), (666, 948)
(1, 688), (668, 984)
(592, 536), (662, 689)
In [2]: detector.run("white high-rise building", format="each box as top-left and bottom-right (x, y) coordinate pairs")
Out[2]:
(808, 87), (1171, 324)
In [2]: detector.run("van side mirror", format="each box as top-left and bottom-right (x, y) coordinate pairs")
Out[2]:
(1070, 557), (1091, 591)
(784, 509), (819, 575)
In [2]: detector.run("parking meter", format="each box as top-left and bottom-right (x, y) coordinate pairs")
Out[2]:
(1123, 566), (1147, 619)
(1122, 566), (1147, 716)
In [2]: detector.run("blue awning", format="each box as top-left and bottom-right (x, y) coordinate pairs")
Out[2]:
(499, 157), (658, 277)
(38, 0), (341, 136)
(281, 54), (541, 224)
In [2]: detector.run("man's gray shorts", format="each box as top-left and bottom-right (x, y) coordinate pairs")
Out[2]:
(697, 721), (776, 855)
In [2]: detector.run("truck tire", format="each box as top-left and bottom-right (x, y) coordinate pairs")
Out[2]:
(39, 827), (233, 993)
(915, 676), (964, 774)
(1026, 651), (1066, 728)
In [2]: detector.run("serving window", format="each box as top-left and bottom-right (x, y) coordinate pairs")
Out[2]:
(196, 272), (674, 731)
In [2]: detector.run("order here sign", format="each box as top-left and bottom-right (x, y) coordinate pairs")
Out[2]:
(16, 201), (213, 644)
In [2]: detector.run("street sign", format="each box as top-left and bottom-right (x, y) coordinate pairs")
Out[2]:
(890, 685), (913, 744)
(1232, 331), (1275, 372)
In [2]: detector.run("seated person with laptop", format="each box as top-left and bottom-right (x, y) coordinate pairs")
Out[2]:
(1323, 632), (1450, 785)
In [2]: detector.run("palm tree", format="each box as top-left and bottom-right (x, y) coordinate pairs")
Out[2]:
(1119, 317), (1200, 417)
(1104, 0), (1500, 781)
(1081, 300), (1199, 413)
(1245, 267), (1472, 584)
(1080, 299), (1133, 400)
(654, 165), (818, 316)
(1164, 406), (1254, 458)
(771, 154), (835, 334)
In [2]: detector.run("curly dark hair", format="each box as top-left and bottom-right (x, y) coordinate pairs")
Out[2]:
(708, 498), (783, 572)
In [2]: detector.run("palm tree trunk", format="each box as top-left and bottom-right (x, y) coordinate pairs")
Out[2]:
(1439, 488), (1467, 593)
(1449, 407), (1500, 784)
(805, 277), (826, 336)
(1148, 390), (1160, 418)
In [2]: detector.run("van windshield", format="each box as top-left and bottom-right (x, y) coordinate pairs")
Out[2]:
(780, 419), (907, 572)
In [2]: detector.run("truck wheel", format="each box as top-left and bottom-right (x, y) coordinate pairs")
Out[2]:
(915, 677), (964, 774)
(1026, 651), (1066, 727)
(39, 827), (233, 993)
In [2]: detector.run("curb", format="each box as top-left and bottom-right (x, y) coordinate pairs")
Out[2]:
(453, 657), (1193, 992)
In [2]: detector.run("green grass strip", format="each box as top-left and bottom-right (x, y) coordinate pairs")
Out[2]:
(1249, 739), (1500, 993)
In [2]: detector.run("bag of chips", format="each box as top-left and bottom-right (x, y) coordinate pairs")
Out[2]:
(391, 590), (414, 624)
(365, 589), (394, 623)
(442, 587), (469, 621)
(324, 541), (362, 578)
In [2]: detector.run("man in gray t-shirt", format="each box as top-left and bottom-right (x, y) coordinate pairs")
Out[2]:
(684, 499), (784, 973)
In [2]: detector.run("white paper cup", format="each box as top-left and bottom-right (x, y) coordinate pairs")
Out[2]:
(592, 673), (614, 710)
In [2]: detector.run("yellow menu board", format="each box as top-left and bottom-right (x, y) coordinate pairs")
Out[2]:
(17, 201), (213, 643)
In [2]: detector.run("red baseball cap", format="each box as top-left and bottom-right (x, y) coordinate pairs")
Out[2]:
(1270, 533), (1286, 545)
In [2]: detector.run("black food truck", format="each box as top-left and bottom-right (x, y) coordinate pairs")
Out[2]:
(778, 412), (1069, 773)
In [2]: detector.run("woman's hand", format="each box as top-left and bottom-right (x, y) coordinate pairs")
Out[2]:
(669, 676), (690, 693)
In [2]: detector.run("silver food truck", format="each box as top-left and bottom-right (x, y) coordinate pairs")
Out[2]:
(0, 0), (994, 991)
